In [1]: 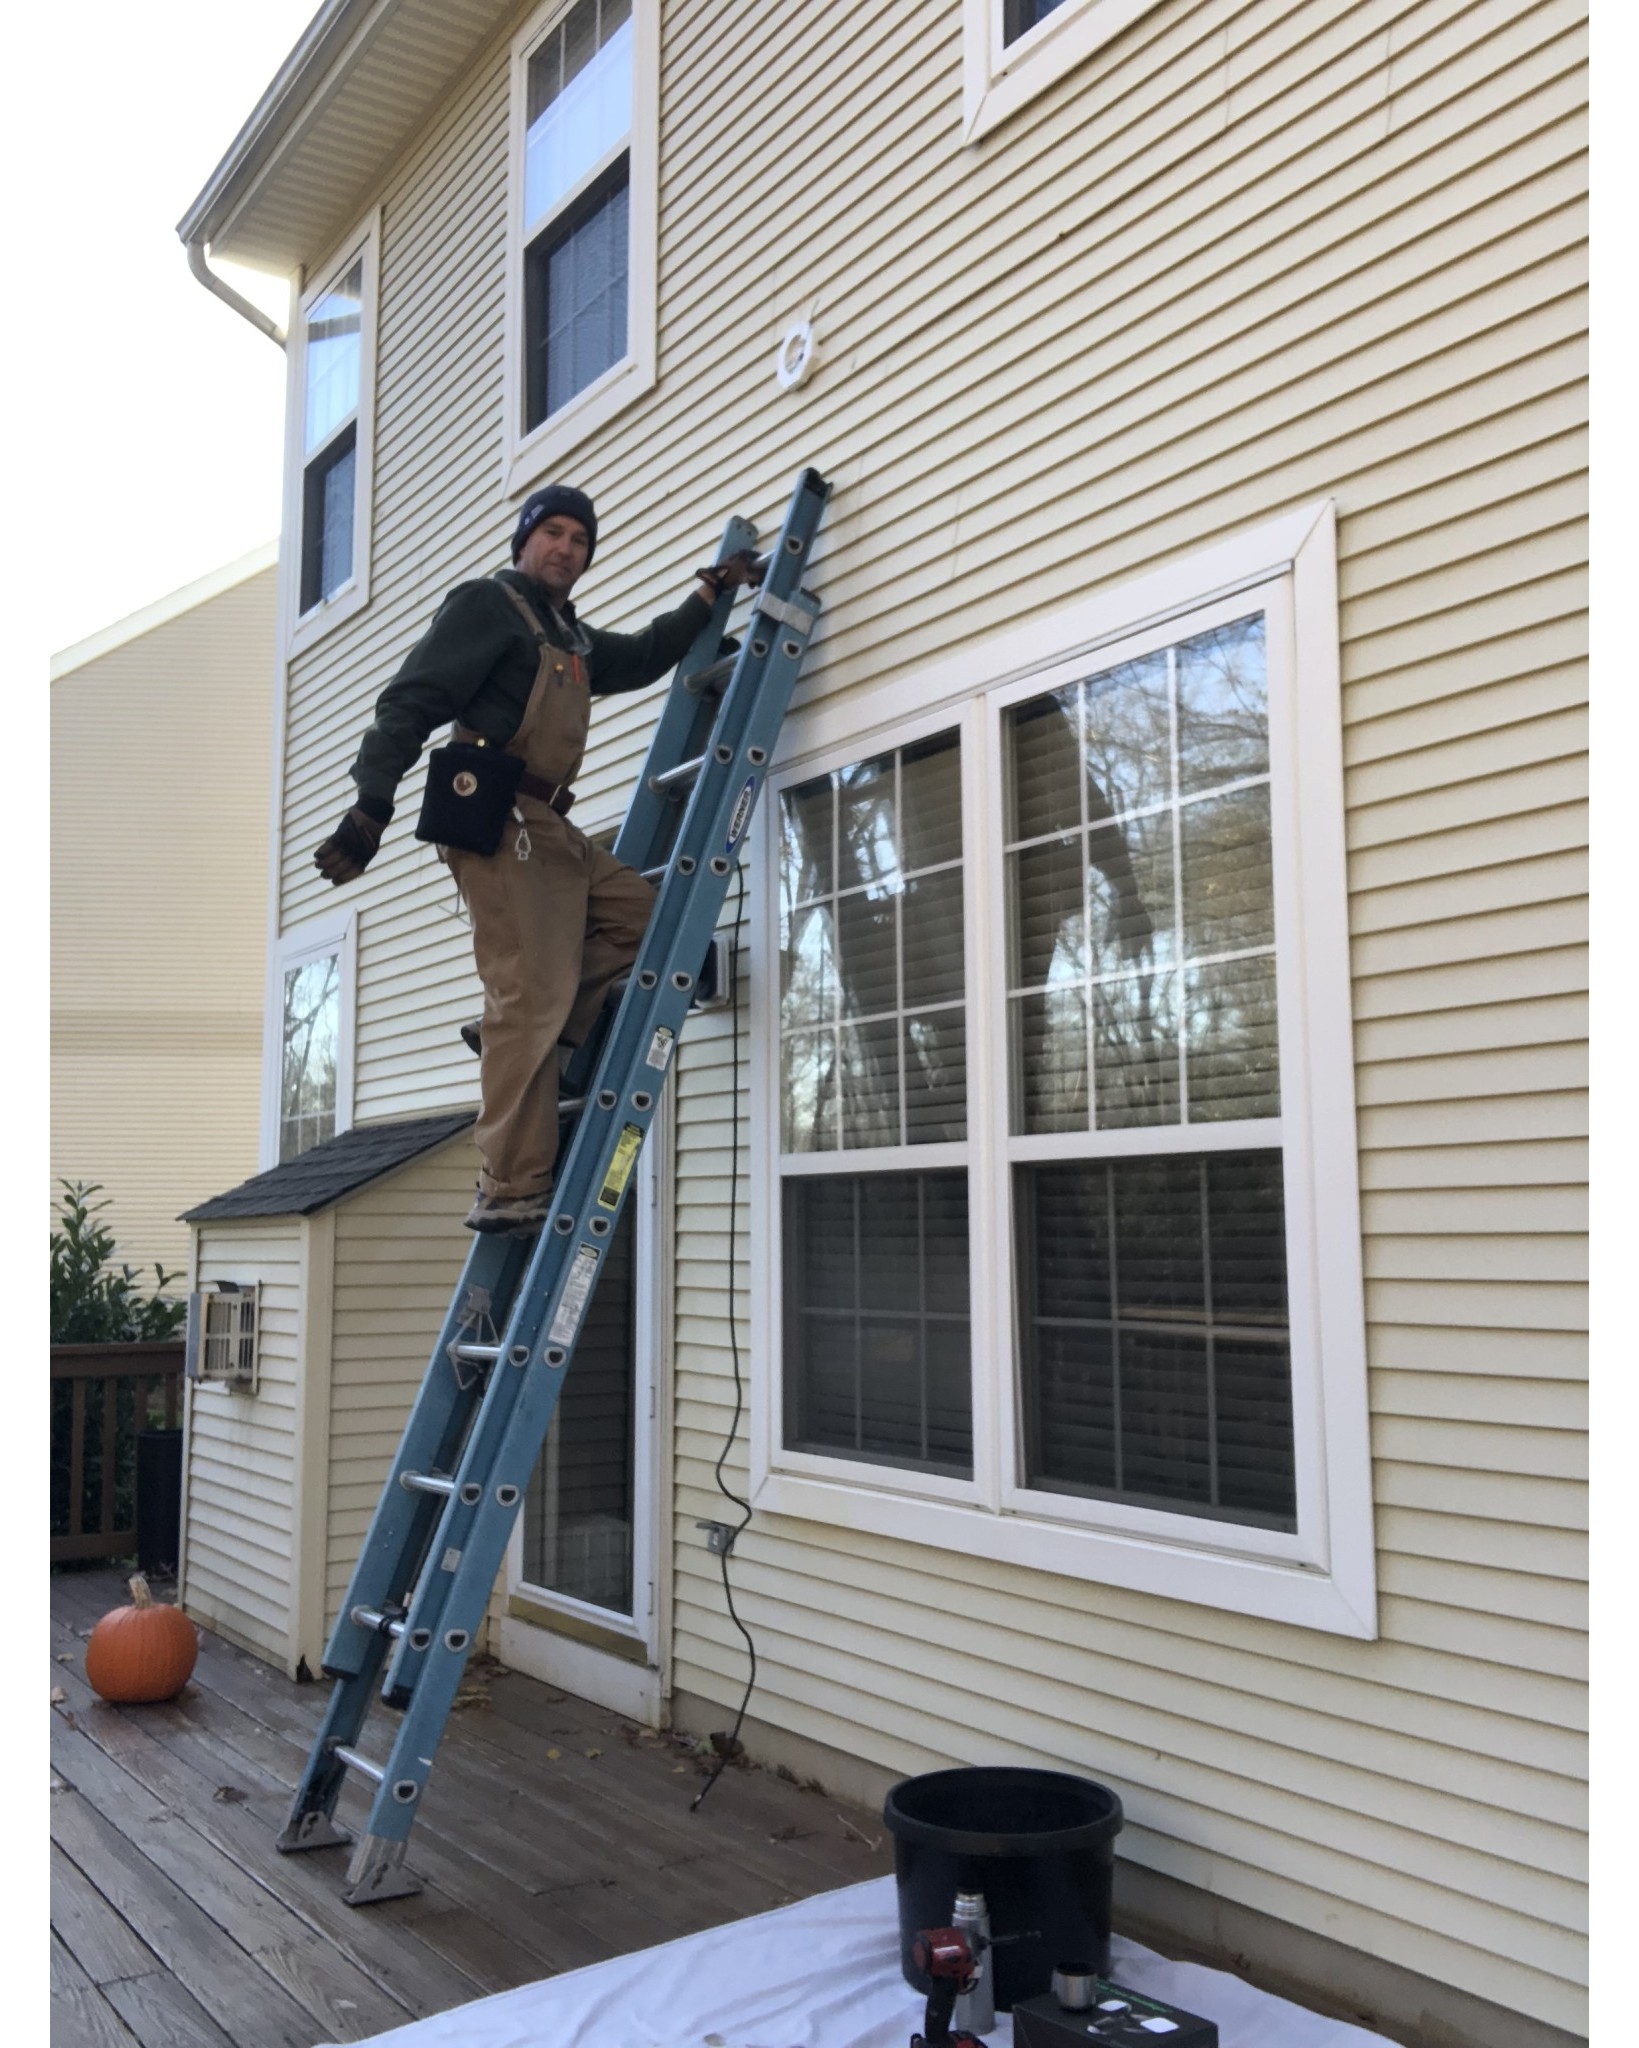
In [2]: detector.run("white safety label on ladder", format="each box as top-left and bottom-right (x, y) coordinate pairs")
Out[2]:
(645, 1026), (674, 1072)
(548, 1245), (600, 1346)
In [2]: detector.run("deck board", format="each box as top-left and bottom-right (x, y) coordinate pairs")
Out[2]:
(51, 1567), (897, 2046)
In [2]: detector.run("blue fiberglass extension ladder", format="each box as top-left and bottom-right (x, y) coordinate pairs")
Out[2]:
(277, 468), (830, 1904)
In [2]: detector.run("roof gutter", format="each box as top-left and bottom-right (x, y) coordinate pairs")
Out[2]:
(186, 239), (287, 349)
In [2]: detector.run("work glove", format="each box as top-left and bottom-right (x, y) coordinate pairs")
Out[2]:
(314, 801), (391, 885)
(694, 549), (764, 599)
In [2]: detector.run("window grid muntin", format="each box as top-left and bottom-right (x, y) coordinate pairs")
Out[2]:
(782, 1170), (972, 1477)
(1004, 619), (1275, 1138)
(519, 0), (634, 433)
(1016, 1150), (1295, 1530)
(779, 733), (965, 1154)
(768, 592), (1310, 1553)
(523, 0), (632, 232)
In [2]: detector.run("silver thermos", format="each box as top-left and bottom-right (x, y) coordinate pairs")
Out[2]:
(951, 1889), (995, 2036)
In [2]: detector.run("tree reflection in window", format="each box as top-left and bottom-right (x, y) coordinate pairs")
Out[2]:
(280, 953), (340, 1161)
(779, 733), (964, 1153)
(1006, 614), (1275, 1133)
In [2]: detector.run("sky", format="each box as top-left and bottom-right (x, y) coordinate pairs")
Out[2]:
(25, 1), (322, 669)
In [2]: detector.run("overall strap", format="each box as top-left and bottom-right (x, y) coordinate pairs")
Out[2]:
(473, 582), (557, 759)
(495, 578), (551, 645)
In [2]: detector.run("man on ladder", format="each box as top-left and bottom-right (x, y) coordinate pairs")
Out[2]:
(312, 486), (759, 1235)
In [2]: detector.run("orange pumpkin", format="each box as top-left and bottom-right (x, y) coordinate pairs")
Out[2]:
(84, 1574), (198, 1703)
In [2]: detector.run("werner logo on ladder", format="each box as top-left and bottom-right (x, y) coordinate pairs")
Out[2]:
(285, 468), (830, 1904)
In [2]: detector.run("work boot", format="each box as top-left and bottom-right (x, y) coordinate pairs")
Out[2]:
(464, 1186), (552, 1235)
(460, 1020), (482, 1056)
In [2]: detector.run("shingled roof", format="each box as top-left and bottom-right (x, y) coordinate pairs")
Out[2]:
(181, 1112), (475, 1222)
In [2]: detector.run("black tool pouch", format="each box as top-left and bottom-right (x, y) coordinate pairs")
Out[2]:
(414, 741), (526, 856)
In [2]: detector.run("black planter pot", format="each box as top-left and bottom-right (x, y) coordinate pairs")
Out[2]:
(135, 1428), (183, 1575)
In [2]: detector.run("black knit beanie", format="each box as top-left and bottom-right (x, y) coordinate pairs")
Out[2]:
(511, 486), (598, 566)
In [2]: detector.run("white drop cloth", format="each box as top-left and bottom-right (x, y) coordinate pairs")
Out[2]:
(331, 1875), (1393, 2048)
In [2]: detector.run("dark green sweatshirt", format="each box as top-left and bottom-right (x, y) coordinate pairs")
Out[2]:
(349, 568), (711, 813)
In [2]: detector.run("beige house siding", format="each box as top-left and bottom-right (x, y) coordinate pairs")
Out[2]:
(325, 1134), (484, 1638)
(182, 1221), (305, 1669)
(52, 553), (277, 1274)
(261, 0), (1585, 2036)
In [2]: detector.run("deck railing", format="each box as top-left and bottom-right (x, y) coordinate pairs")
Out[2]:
(50, 1342), (184, 1564)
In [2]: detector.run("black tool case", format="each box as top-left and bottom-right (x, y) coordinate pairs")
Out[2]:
(1011, 1978), (1219, 2046)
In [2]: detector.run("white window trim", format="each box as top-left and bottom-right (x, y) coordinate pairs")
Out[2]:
(749, 501), (1378, 1639)
(962, 0), (1162, 143)
(260, 906), (358, 1170)
(501, 0), (660, 499)
(282, 210), (380, 657)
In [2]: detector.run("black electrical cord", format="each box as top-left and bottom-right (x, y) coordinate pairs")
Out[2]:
(690, 861), (757, 1813)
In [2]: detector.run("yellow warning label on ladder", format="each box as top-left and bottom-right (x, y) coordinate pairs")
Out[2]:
(597, 1124), (644, 1212)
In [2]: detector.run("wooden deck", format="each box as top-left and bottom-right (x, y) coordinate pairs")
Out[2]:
(50, 1567), (897, 2047)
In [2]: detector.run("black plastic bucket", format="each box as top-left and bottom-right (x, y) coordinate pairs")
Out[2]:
(884, 1765), (1122, 2011)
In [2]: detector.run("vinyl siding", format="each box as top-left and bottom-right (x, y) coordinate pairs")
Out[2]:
(269, 0), (1586, 2033)
(51, 562), (276, 1272)
(324, 1133), (484, 1637)
(183, 1224), (304, 1668)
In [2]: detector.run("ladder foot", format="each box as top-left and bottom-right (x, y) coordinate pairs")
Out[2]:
(343, 1831), (423, 1906)
(276, 1809), (352, 1854)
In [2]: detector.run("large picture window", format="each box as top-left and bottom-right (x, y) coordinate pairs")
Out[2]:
(753, 507), (1375, 1634)
(507, 0), (658, 484)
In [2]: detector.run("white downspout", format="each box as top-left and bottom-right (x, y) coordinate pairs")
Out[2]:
(186, 239), (287, 349)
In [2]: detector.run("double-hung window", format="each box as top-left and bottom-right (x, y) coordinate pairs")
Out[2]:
(289, 216), (378, 643)
(507, 0), (658, 485)
(755, 507), (1375, 1635)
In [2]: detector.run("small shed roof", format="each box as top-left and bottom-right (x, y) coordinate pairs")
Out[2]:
(181, 1112), (475, 1222)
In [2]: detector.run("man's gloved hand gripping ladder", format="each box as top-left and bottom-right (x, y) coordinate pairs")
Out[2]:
(277, 469), (830, 1904)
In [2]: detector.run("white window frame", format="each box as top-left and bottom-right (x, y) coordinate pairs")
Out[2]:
(750, 501), (1378, 1638)
(962, 0), (1163, 143)
(283, 211), (380, 656)
(501, 0), (660, 498)
(260, 906), (358, 1170)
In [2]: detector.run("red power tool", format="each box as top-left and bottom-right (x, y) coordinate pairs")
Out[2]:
(910, 1926), (986, 2048)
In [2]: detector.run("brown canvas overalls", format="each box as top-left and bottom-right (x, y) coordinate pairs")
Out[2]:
(445, 586), (655, 1200)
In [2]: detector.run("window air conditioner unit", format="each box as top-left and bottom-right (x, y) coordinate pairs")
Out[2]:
(185, 1282), (260, 1391)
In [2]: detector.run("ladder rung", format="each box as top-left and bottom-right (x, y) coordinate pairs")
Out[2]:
(451, 1343), (501, 1366)
(685, 657), (735, 695)
(649, 753), (705, 796)
(350, 1606), (406, 1638)
(642, 863), (665, 883)
(332, 1745), (386, 1785)
(399, 1471), (455, 1497)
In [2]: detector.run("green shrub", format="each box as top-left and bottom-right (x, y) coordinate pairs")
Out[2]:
(50, 1182), (188, 1344)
